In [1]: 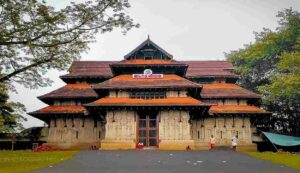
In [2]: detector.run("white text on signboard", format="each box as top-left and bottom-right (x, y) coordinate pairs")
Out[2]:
(132, 74), (163, 79)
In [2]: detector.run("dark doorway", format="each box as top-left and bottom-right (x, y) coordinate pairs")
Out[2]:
(137, 110), (159, 148)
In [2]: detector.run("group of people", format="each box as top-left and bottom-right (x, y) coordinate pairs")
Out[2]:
(209, 135), (238, 151)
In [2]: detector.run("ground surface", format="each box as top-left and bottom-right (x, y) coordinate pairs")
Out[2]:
(0, 151), (77, 173)
(246, 151), (300, 170)
(32, 150), (299, 173)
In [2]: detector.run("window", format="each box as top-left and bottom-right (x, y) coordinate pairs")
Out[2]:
(82, 118), (85, 127)
(53, 118), (57, 127)
(76, 131), (79, 139)
(214, 118), (217, 128)
(72, 118), (75, 127)
(178, 111), (182, 122)
(129, 91), (166, 99)
(54, 101), (61, 106)
(99, 131), (101, 139)
(94, 118), (97, 128)
(64, 118), (67, 127)
(143, 50), (154, 59)
(76, 101), (81, 105)
(197, 131), (200, 139)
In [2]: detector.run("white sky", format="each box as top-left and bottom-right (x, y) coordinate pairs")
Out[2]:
(9, 0), (300, 128)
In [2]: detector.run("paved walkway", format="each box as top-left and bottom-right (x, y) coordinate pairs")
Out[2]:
(32, 150), (298, 173)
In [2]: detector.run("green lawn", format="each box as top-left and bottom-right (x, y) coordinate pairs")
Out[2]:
(246, 152), (300, 170)
(0, 151), (77, 173)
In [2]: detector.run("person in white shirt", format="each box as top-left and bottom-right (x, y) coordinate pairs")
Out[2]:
(209, 135), (216, 151)
(232, 135), (238, 151)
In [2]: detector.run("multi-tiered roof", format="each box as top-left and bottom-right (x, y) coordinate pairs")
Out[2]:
(29, 37), (269, 120)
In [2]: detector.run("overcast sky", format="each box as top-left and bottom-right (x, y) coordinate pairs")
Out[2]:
(10, 0), (300, 128)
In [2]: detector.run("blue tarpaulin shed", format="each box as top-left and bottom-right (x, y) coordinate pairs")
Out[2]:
(262, 131), (300, 147)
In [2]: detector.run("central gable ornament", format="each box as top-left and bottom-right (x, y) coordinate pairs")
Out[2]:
(132, 69), (163, 79)
(143, 69), (153, 75)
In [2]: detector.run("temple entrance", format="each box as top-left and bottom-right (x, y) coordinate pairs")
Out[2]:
(137, 110), (159, 148)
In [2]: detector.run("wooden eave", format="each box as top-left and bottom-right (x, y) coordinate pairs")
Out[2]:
(208, 105), (270, 116)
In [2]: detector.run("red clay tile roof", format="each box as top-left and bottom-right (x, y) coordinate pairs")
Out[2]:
(122, 60), (173, 64)
(86, 97), (208, 107)
(203, 83), (240, 89)
(201, 83), (260, 99)
(29, 106), (86, 115)
(185, 68), (238, 78)
(182, 61), (238, 78)
(60, 60), (238, 79)
(113, 59), (185, 65)
(65, 83), (91, 88)
(60, 61), (114, 79)
(93, 74), (201, 89)
(183, 61), (234, 69)
(38, 84), (98, 100)
(209, 105), (268, 114)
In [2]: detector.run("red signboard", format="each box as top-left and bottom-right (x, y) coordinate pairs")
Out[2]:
(132, 74), (163, 79)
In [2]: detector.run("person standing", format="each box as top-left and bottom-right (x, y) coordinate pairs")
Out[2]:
(209, 135), (216, 151)
(232, 135), (238, 151)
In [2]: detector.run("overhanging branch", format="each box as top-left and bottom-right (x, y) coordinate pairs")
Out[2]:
(0, 55), (55, 82)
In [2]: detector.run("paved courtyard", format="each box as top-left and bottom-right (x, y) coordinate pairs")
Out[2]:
(32, 150), (298, 173)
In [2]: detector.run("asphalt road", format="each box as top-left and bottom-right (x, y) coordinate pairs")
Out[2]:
(32, 150), (298, 173)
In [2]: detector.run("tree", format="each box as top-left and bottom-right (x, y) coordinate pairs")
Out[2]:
(0, 83), (26, 133)
(0, 0), (139, 89)
(0, 0), (138, 132)
(226, 8), (300, 136)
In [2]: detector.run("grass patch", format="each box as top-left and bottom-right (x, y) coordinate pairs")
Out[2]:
(0, 151), (77, 173)
(246, 152), (300, 170)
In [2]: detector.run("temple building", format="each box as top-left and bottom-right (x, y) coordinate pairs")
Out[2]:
(29, 38), (270, 150)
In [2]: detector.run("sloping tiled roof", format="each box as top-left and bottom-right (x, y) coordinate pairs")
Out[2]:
(182, 61), (238, 78)
(59, 60), (238, 79)
(29, 106), (86, 115)
(183, 61), (234, 69)
(93, 74), (201, 89)
(86, 97), (208, 107)
(209, 105), (269, 114)
(201, 83), (260, 99)
(38, 83), (98, 100)
(113, 60), (185, 65)
(60, 61), (114, 79)
(185, 68), (238, 78)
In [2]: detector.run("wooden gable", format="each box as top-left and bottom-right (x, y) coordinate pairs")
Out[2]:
(124, 37), (173, 60)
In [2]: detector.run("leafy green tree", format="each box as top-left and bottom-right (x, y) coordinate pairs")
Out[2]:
(226, 8), (300, 136)
(0, 0), (138, 89)
(0, 0), (138, 131)
(0, 83), (26, 133)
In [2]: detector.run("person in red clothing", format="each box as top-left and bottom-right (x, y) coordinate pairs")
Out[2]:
(209, 135), (216, 151)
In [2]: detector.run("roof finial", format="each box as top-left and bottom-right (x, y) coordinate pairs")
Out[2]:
(147, 34), (150, 40)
